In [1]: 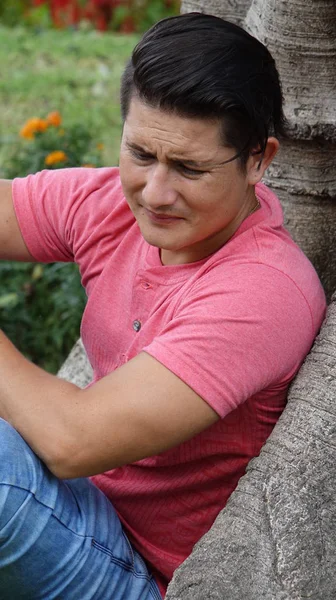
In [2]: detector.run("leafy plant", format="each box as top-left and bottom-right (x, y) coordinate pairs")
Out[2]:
(0, 26), (139, 371)
(3, 111), (103, 178)
(0, 261), (86, 373)
(111, 0), (181, 33)
(0, 110), (105, 372)
(0, 1), (52, 28)
(0, 0), (30, 27)
(0, 26), (137, 170)
(0, 1), (180, 33)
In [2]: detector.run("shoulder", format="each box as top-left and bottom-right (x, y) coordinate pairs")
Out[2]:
(200, 182), (327, 335)
(11, 166), (133, 264)
(178, 249), (325, 346)
(13, 166), (123, 205)
(13, 165), (129, 236)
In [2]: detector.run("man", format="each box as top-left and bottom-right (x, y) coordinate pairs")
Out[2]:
(0, 12), (326, 600)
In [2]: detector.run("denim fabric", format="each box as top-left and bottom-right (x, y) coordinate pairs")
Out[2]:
(0, 418), (162, 600)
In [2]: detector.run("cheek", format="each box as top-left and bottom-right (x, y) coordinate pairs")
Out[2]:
(118, 154), (127, 183)
(119, 159), (141, 197)
(119, 150), (133, 171)
(192, 189), (227, 218)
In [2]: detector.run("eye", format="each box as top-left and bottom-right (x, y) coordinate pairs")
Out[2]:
(129, 147), (154, 162)
(177, 163), (206, 177)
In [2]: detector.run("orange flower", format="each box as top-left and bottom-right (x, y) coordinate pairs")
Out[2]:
(46, 111), (62, 127)
(45, 150), (68, 166)
(96, 143), (104, 151)
(20, 117), (48, 139)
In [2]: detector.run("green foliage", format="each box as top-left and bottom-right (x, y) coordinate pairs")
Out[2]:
(0, 1), (180, 32)
(0, 261), (86, 373)
(0, 1), (52, 28)
(3, 113), (103, 178)
(0, 0), (30, 27)
(0, 111), (99, 372)
(112, 0), (180, 32)
(0, 25), (138, 168)
(0, 26), (138, 372)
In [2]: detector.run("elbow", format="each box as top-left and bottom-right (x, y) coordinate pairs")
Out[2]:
(47, 458), (77, 480)
(42, 435), (83, 480)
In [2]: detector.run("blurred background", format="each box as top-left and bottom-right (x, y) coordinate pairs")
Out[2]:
(0, 0), (180, 373)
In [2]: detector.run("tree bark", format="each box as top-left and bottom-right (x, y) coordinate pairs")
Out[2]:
(166, 295), (336, 600)
(180, 0), (251, 26)
(57, 338), (93, 388)
(181, 0), (336, 299)
(245, 0), (336, 299)
(163, 3), (336, 598)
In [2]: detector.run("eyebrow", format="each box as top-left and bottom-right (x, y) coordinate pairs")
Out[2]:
(125, 141), (211, 169)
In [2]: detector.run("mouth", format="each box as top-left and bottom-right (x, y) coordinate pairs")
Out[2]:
(142, 207), (183, 224)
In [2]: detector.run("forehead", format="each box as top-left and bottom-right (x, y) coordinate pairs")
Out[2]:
(123, 97), (224, 158)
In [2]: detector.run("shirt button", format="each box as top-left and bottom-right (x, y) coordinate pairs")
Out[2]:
(133, 319), (141, 332)
(141, 281), (151, 290)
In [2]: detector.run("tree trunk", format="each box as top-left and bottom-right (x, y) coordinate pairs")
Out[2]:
(245, 0), (336, 299)
(181, 0), (336, 298)
(166, 295), (336, 600)
(57, 338), (93, 388)
(164, 2), (336, 598)
(180, 0), (251, 26)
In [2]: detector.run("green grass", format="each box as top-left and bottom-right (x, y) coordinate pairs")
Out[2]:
(0, 25), (139, 166)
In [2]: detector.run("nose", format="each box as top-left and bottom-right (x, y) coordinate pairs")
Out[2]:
(141, 163), (178, 210)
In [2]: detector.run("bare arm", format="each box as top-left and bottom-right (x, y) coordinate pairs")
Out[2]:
(0, 180), (35, 261)
(0, 330), (219, 479)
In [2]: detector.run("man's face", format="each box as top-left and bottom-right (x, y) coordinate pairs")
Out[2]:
(119, 97), (258, 265)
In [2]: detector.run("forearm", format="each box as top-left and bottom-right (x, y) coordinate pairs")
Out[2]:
(0, 331), (219, 481)
(0, 329), (82, 473)
(0, 330), (151, 480)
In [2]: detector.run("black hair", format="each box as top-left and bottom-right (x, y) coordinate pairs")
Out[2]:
(120, 12), (285, 167)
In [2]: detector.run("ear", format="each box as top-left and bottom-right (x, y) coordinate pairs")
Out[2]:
(246, 137), (279, 185)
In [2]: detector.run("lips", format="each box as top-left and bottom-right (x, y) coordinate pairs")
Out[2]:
(143, 207), (182, 223)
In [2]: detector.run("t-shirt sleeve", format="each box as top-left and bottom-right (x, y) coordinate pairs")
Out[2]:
(12, 167), (122, 264)
(144, 264), (320, 418)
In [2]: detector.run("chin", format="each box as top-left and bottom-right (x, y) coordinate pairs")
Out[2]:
(138, 222), (171, 248)
(139, 226), (163, 247)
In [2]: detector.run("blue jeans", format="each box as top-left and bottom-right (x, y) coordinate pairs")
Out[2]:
(0, 418), (162, 599)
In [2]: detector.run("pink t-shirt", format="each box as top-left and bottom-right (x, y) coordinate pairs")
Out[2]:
(13, 168), (326, 596)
